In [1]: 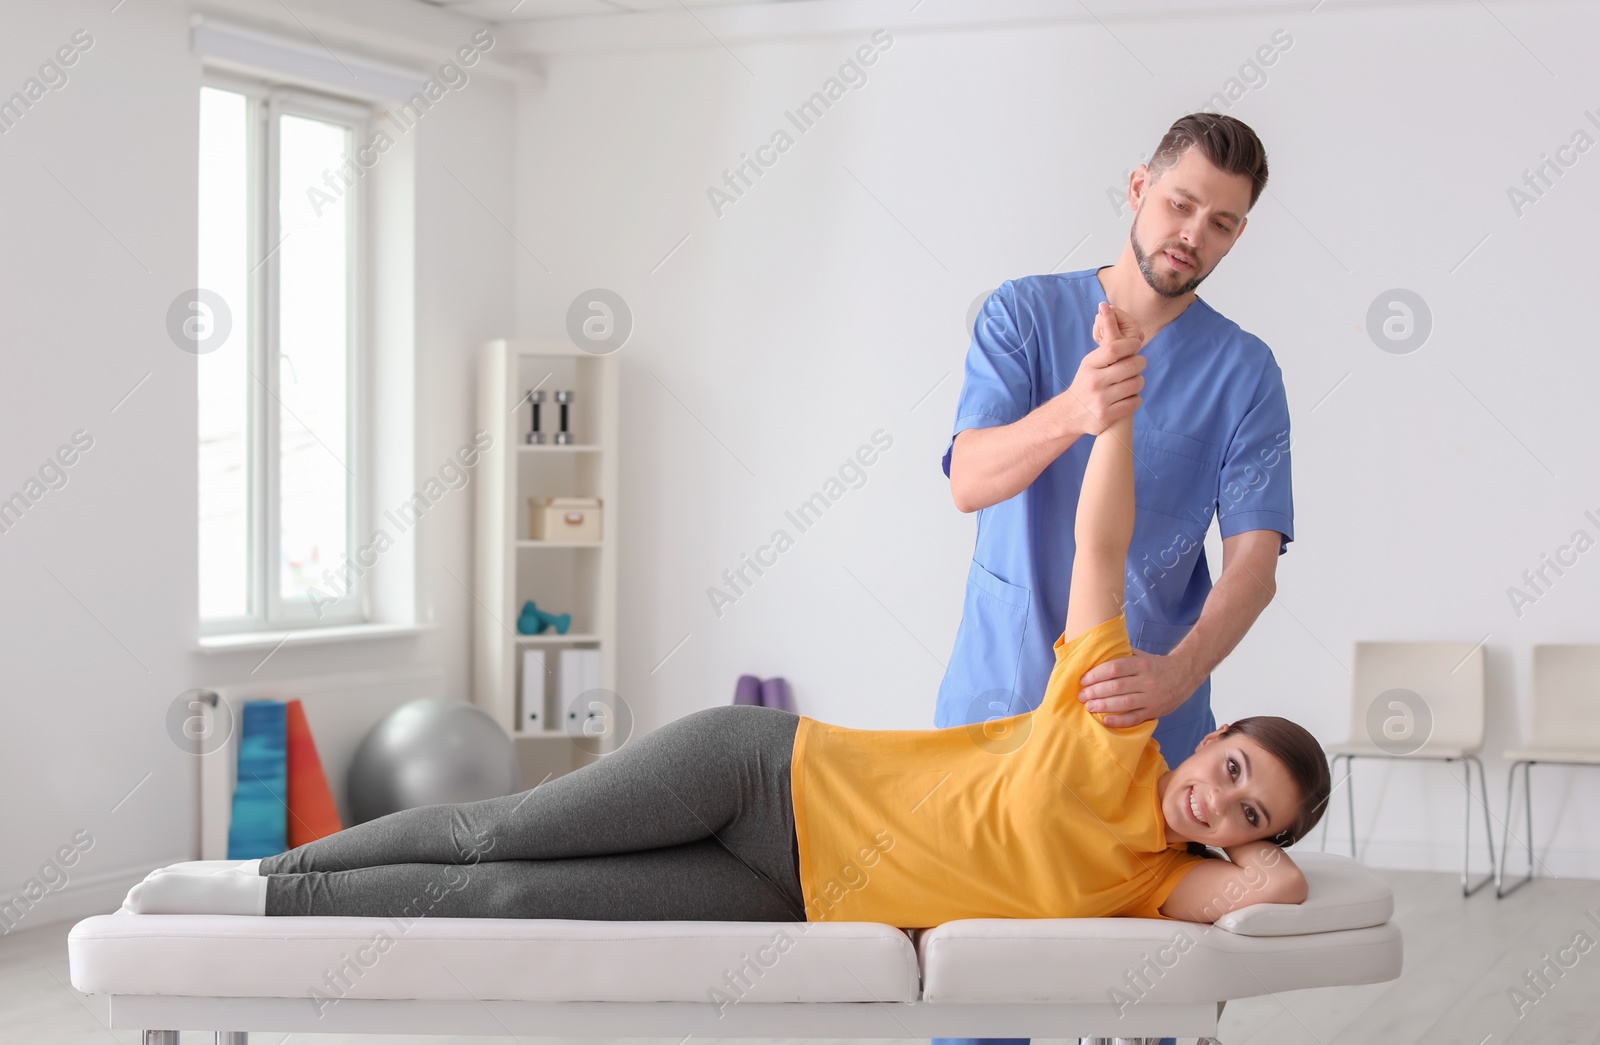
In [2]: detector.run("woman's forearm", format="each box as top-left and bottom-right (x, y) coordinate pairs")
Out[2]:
(1063, 410), (1136, 638)
(1221, 840), (1308, 903)
(1074, 411), (1135, 560)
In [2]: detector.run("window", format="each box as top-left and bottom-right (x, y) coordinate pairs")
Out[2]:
(197, 73), (371, 636)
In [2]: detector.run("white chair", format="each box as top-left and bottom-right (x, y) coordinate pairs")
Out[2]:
(1321, 639), (1494, 896)
(1497, 643), (1600, 897)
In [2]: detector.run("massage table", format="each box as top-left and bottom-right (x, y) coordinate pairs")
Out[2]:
(68, 850), (1401, 1045)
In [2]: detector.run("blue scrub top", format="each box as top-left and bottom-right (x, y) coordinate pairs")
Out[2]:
(937, 267), (1294, 766)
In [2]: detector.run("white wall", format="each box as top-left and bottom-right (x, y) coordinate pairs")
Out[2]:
(0, 0), (516, 928)
(507, 0), (1600, 878)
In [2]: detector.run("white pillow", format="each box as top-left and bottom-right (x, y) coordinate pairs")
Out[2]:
(1211, 850), (1393, 937)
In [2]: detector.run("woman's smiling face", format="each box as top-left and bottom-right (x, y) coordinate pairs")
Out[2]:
(1158, 725), (1301, 848)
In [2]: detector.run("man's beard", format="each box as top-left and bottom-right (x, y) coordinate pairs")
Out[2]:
(1130, 207), (1207, 299)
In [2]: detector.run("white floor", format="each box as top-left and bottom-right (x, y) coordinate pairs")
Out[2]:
(6, 865), (1600, 1045)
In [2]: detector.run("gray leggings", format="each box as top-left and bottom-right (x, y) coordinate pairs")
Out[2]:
(259, 705), (805, 921)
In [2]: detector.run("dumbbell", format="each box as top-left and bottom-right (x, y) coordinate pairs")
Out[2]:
(554, 389), (573, 445)
(516, 600), (571, 636)
(525, 389), (547, 445)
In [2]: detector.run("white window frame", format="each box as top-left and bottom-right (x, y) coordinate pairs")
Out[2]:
(199, 68), (373, 638)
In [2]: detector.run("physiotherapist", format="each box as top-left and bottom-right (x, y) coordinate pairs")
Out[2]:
(935, 112), (1294, 1045)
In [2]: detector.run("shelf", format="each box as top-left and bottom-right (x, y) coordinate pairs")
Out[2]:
(478, 338), (619, 772)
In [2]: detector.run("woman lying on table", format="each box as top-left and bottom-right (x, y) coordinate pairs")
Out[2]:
(127, 302), (1329, 929)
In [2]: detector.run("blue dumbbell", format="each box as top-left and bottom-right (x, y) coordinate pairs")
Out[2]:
(516, 600), (571, 636)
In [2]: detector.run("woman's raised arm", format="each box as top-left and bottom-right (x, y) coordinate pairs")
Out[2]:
(1062, 301), (1143, 646)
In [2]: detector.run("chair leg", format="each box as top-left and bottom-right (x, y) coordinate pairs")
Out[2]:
(142, 1033), (179, 1045)
(1320, 754), (1355, 855)
(1497, 761), (1536, 898)
(1496, 759), (1513, 896)
(1320, 754), (1341, 852)
(1345, 754), (1357, 859)
(216, 1033), (248, 1045)
(1462, 756), (1495, 897)
(1522, 759), (1534, 882)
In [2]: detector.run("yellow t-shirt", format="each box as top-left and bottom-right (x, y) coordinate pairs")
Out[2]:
(790, 613), (1206, 928)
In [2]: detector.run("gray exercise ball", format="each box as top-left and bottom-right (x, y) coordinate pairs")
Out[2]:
(347, 697), (521, 824)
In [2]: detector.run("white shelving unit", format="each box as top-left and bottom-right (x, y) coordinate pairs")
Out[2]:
(474, 339), (619, 777)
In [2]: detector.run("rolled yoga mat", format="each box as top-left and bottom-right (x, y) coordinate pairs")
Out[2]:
(227, 701), (287, 859)
(732, 675), (793, 712)
(734, 674), (763, 706)
(760, 677), (793, 713)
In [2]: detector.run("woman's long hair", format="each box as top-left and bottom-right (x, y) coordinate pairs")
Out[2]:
(1183, 716), (1331, 859)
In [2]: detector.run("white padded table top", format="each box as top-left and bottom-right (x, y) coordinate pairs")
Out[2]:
(919, 850), (1402, 1003)
(68, 913), (920, 1003)
(70, 853), (1399, 1009)
(917, 918), (1401, 1003)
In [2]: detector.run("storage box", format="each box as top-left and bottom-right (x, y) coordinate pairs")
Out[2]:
(529, 496), (603, 541)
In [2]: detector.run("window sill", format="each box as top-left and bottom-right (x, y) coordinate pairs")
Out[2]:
(196, 621), (437, 654)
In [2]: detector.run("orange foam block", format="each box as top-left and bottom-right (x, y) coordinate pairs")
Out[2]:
(284, 699), (343, 846)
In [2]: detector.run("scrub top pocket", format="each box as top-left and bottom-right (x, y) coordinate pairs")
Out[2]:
(1133, 426), (1222, 528)
(937, 559), (1033, 724)
(1137, 618), (1193, 656)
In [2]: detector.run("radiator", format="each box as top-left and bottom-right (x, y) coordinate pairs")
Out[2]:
(190, 666), (446, 859)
